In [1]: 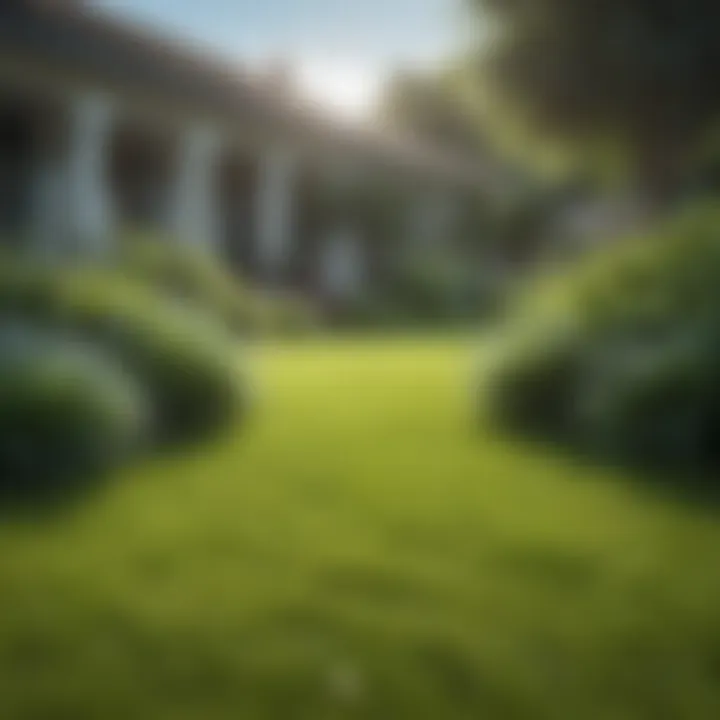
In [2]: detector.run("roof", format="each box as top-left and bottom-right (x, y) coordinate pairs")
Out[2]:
(0, 0), (488, 187)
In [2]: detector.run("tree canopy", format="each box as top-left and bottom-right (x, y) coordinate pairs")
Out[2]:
(380, 67), (488, 158)
(468, 0), (720, 199)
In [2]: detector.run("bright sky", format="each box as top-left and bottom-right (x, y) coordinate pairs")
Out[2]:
(94, 0), (461, 118)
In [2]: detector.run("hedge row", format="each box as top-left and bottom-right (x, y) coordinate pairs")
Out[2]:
(486, 204), (720, 475)
(0, 259), (248, 504)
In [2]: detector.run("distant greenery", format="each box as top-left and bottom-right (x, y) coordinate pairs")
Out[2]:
(120, 236), (318, 337)
(0, 337), (718, 719)
(381, 66), (489, 158)
(487, 204), (720, 475)
(120, 236), (263, 334)
(336, 251), (503, 329)
(468, 0), (720, 198)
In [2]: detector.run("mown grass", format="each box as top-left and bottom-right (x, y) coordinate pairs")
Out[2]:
(1, 335), (719, 719)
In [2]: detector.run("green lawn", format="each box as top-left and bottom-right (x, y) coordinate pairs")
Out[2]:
(1, 336), (719, 720)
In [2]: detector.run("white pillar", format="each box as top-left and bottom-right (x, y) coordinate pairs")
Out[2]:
(255, 145), (296, 281)
(168, 125), (220, 250)
(65, 93), (114, 256)
(321, 225), (365, 300)
(30, 158), (65, 258)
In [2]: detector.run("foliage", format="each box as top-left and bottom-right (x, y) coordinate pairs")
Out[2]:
(61, 275), (247, 444)
(381, 66), (488, 157)
(393, 249), (506, 325)
(121, 236), (319, 337)
(389, 256), (459, 323)
(120, 236), (263, 335)
(488, 203), (720, 472)
(491, 182), (580, 264)
(255, 290), (320, 337)
(469, 0), (720, 196)
(0, 261), (247, 445)
(332, 248), (505, 329)
(0, 325), (147, 503)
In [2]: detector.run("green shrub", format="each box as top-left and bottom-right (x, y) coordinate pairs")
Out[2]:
(0, 263), (247, 445)
(329, 294), (409, 329)
(255, 291), (320, 336)
(486, 203), (720, 473)
(391, 256), (458, 323)
(120, 236), (318, 336)
(0, 325), (147, 502)
(356, 252), (504, 329)
(62, 275), (247, 443)
(573, 335), (713, 467)
(120, 236), (263, 335)
(489, 320), (586, 437)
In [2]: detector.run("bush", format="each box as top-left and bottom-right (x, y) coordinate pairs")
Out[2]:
(389, 255), (461, 324)
(120, 236), (263, 334)
(0, 325), (147, 502)
(0, 263), (247, 445)
(358, 252), (505, 329)
(62, 275), (248, 443)
(329, 294), (409, 329)
(255, 290), (321, 336)
(486, 204), (720, 473)
(120, 236), (318, 336)
(488, 320), (586, 437)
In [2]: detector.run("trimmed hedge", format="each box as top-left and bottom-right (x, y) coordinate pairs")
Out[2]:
(0, 325), (148, 501)
(120, 236), (318, 336)
(486, 204), (720, 473)
(0, 262), (248, 446)
(120, 237), (262, 334)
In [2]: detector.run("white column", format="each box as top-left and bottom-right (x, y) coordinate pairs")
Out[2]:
(321, 225), (365, 300)
(65, 93), (115, 256)
(30, 157), (65, 258)
(255, 145), (296, 281)
(168, 125), (221, 250)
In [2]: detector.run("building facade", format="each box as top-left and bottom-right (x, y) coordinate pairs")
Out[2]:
(0, 0), (487, 301)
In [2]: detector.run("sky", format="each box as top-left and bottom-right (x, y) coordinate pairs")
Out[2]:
(94, 0), (463, 118)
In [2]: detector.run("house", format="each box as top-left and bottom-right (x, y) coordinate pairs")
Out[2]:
(0, 0), (488, 300)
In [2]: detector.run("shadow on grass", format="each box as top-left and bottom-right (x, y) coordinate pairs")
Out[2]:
(0, 466), (115, 522)
(491, 544), (601, 591)
(0, 410), (252, 524)
(489, 421), (720, 510)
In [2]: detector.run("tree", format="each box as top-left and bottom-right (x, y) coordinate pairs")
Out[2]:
(468, 0), (720, 206)
(380, 67), (489, 158)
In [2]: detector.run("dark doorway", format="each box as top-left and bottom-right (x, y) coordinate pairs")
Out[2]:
(110, 120), (175, 235)
(0, 100), (37, 242)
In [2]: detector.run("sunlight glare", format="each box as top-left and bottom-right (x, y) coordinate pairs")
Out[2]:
(297, 58), (382, 120)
